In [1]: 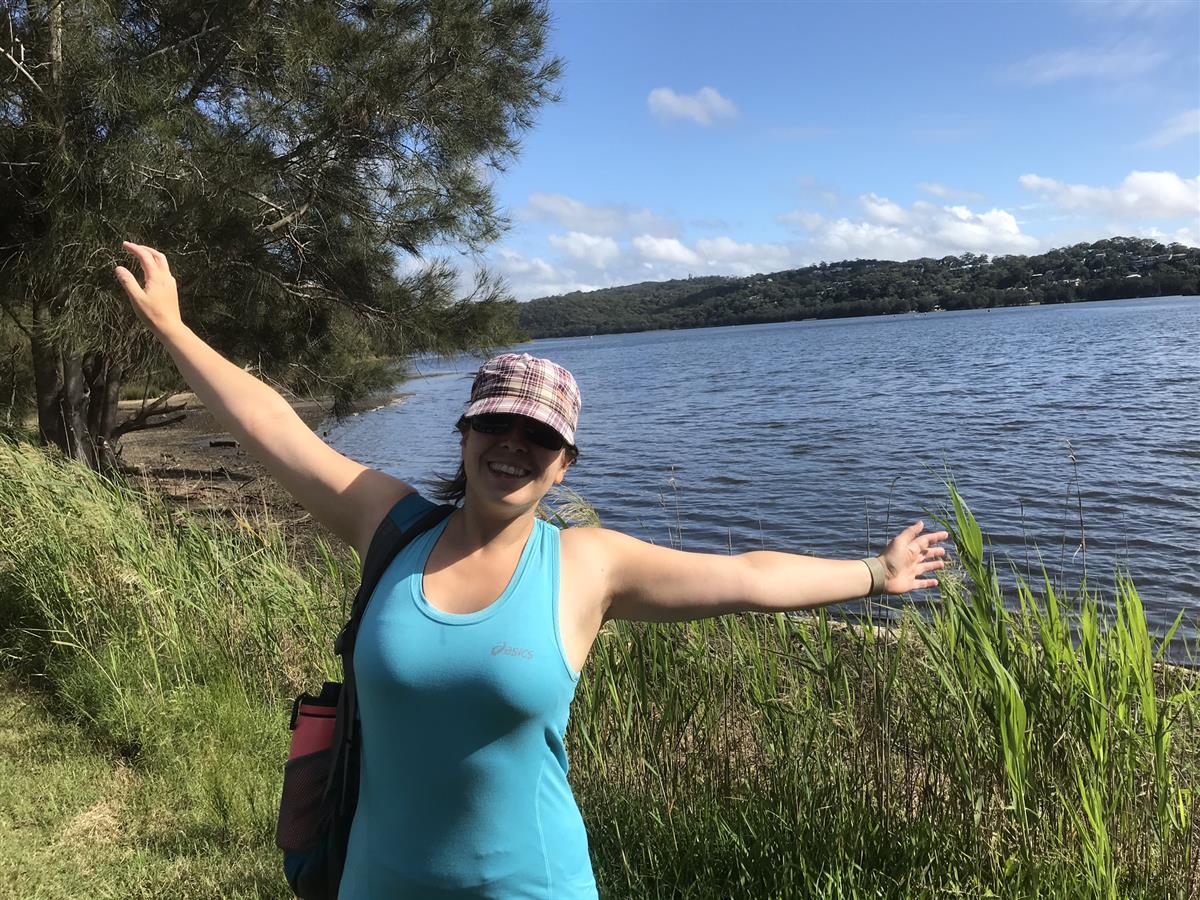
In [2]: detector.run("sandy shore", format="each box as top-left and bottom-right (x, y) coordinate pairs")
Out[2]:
(106, 389), (408, 561)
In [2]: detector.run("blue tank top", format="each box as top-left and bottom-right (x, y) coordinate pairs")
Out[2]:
(339, 493), (598, 899)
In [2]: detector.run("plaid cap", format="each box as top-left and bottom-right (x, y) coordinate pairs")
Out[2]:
(462, 353), (581, 446)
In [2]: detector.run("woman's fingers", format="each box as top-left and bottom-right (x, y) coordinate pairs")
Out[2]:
(115, 241), (182, 333)
(880, 521), (951, 593)
(121, 241), (153, 276)
(122, 241), (162, 278)
(113, 265), (144, 298)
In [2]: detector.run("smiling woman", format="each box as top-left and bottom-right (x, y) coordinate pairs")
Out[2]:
(427, 359), (583, 506)
(114, 241), (947, 900)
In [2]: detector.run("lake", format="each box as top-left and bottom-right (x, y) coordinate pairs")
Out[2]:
(322, 295), (1200, 663)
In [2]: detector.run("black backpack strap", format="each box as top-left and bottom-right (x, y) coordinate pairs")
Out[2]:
(336, 499), (455, 657)
(324, 499), (455, 817)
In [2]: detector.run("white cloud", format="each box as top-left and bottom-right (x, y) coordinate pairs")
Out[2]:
(918, 181), (985, 202)
(861, 193), (911, 225)
(1072, 0), (1191, 19)
(1003, 40), (1170, 84)
(522, 192), (676, 237)
(694, 237), (792, 275)
(815, 220), (929, 261)
(777, 210), (826, 230)
(491, 249), (602, 299)
(494, 248), (557, 281)
(1137, 109), (1200, 149)
(1019, 170), (1200, 219)
(547, 231), (620, 268)
(933, 205), (1035, 252)
(1134, 224), (1200, 247)
(647, 86), (738, 126)
(632, 235), (702, 266)
(796, 176), (842, 210)
(804, 201), (1039, 261)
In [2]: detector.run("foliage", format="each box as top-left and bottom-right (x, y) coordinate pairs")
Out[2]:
(1, 436), (1197, 897)
(519, 237), (1200, 338)
(0, 314), (32, 435)
(0, 0), (556, 461)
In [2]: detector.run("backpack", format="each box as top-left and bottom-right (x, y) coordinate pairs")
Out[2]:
(275, 499), (455, 899)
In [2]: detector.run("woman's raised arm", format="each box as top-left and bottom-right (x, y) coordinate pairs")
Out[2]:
(115, 241), (413, 559)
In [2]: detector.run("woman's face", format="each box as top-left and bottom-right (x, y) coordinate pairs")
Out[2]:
(460, 415), (570, 512)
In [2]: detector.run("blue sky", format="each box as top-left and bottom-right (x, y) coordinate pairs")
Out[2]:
(462, 0), (1200, 298)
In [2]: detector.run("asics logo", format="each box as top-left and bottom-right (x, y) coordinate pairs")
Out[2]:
(491, 641), (534, 660)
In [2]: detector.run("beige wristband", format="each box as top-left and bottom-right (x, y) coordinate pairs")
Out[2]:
(862, 556), (887, 596)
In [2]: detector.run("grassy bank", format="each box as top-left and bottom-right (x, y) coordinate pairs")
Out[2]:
(0, 436), (1197, 898)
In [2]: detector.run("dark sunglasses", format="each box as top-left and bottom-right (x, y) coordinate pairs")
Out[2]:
(469, 414), (567, 452)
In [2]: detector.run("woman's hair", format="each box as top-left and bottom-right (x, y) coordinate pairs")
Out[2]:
(427, 418), (581, 505)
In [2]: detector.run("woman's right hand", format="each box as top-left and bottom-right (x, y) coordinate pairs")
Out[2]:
(114, 241), (183, 335)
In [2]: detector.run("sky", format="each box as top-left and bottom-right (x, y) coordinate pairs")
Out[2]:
(458, 0), (1200, 299)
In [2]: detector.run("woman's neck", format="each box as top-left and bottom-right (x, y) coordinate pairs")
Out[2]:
(448, 500), (536, 555)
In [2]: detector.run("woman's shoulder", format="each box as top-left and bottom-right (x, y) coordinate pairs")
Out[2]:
(556, 524), (628, 565)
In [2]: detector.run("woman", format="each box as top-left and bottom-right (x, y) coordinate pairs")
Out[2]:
(115, 241), (947, 899)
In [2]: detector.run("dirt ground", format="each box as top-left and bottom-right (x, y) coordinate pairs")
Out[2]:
(104, 390), (408, 561)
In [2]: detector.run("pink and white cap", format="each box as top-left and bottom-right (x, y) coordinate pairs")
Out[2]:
(462, 353), (581, 446)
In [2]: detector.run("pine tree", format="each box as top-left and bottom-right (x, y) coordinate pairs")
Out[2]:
(0, 0), (559, 468)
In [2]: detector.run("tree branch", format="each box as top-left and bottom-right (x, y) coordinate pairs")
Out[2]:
(0, 298), (32, 338)
(135, 16), (222, 66)
(265, 201), (311, 234)
(113, 412), (187, 437)
(1, 45), (42, 94)
(111, 394), (190, 439)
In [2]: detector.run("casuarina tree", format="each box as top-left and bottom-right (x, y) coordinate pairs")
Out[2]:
(0, 0), (559, 469)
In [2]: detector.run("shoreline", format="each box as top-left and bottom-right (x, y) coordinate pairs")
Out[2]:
(106, 389), (409, 561)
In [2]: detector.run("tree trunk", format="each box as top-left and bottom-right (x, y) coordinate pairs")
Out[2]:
(85, 353), (124, 473)
(83, 352), (104, 435)
(60, 348), (91, 466)
(30, 294), (67, 452)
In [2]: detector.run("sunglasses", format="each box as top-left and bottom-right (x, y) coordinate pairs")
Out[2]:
(469, 414), (567, 452)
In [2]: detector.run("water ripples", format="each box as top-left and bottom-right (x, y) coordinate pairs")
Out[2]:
(327, 297), (1200, 662)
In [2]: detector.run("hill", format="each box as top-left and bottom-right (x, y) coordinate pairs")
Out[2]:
(517, 237), (1200, 338)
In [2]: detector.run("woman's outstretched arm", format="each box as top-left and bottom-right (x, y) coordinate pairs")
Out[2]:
(589, 521), (947, 623)
(115, 241), (413, 559)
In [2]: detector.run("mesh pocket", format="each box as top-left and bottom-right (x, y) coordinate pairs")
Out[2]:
(276, 747), (333, 852)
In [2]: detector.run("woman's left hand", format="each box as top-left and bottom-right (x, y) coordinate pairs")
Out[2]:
(880, 521), (949, 593)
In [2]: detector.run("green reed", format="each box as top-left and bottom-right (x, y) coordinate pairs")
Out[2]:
(0, 435), (1197, 898)
(572, 482), (1199, 898)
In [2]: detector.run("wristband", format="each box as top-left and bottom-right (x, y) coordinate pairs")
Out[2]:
(862, 556), (887, 596)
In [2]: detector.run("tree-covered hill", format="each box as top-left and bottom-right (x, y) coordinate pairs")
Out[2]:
(517, 237), (1200, 338)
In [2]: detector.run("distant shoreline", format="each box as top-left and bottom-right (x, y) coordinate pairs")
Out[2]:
(524, 292), (1200, 343)
(518, 238), (1200, 339)
(523, 291), (1200, 341)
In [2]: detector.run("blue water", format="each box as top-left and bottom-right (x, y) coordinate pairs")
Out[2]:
(323, 296), (1200, 663)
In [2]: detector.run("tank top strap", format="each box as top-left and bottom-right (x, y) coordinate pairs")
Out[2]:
(492, 519), (577, 682)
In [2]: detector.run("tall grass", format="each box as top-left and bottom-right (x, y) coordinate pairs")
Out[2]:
(1, 435), (1197, 898)
(0, 437), (357, 895)
(573, 486), (1199, 899)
